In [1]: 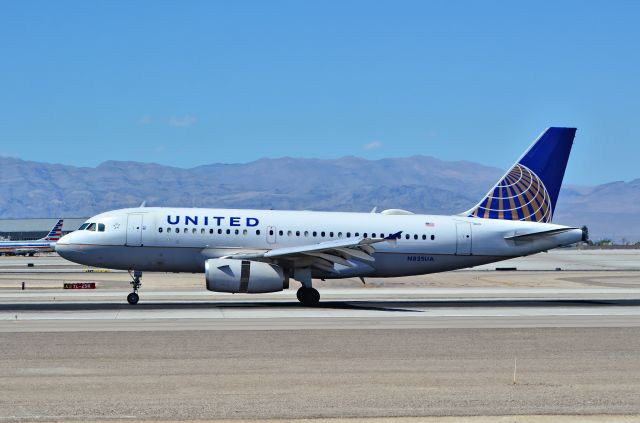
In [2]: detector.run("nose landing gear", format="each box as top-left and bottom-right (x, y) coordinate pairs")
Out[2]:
(127, 270), (142, 305)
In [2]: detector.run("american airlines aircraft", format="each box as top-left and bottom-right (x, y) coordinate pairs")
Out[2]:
(56, 128), (585, 305)
(0, 219), (64, 256)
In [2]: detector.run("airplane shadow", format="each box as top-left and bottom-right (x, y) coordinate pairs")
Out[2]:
(1, 298), (640, 314)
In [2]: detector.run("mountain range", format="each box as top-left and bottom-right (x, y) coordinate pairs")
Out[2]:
(1, 155), (638, 242)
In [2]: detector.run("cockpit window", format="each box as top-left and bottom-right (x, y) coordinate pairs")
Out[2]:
(98, 223), (106, 232)
(78, 223), (90, 230)
(86, 223), (96, 231)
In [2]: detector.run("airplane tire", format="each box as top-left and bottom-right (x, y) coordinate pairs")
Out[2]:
(297, 287), (320, 306)
(127, 292), (139, 305)
(296, 287), (304, 302)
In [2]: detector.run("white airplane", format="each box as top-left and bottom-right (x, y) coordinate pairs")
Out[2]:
(0, 219), (64, 256)
(56, 128), (585, 305)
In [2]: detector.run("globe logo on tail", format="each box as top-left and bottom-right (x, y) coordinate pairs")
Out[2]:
(468, 164), (553, 223)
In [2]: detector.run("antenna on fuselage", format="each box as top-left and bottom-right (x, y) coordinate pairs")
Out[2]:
(139, 201), (147, 208)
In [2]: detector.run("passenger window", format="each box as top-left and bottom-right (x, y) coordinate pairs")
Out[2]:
(330, 232), (334, 237)
(218, 229), (222, 235)
(158, 227), (163, 233)
(372, 233), (376, 238)
(288, 230), (292, 236)
(98, 223), (105, 232)
(296, 231), (300, 236)
(414, 234), (418, 240)
(422, 234), (426, 240)
(184, 228), (188, 234)
(363, 233), (368, 238)
(86, 223), (96, 231)
(405, 234), (410, 240)
(321, 231), (325, 237)
(431, 235), (435, 240)
(346, 232), (351, 238)
(243, 229), (247, 235)
(313, 231), (317, 237)
(167, 227), (172, 233)
(78, 223), (89, 230)
(355, 232), (359, 237)
(226, 229), (231, 235)
(209, 229), (213, 234)
(269, 230), (274, 236)
(192, 228), (197, 234)
(256, 230), (261, 235)
(279, 230), (283, 236)
(380, 233), (384, 238)
(304, 231), (309, 237)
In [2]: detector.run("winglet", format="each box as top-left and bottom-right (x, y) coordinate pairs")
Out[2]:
(384, 231), (402, 247)
(384, 231), (403, 240)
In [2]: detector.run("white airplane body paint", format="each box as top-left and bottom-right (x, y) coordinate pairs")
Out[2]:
(57, 128), (585, 305)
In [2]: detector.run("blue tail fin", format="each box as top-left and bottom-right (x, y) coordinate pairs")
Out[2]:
(463, 127), (576, 223)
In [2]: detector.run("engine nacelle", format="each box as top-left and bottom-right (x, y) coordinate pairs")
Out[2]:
(205, 258), (288, 293)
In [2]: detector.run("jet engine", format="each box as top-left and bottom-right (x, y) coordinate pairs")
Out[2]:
(205, 258), (288, 293)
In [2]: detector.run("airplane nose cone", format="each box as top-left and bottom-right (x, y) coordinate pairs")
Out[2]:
(55, 241), (73, 260)
(55, 234), (70, 252)
(56, 233), (70, 246)
(55, 234), (85, 263)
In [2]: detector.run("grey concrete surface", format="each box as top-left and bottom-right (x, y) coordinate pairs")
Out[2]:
(21, 418), (640, 423)
(2, 328), (640, 421)
(2, 291), (640, 331)
(1, 250), (640, 421)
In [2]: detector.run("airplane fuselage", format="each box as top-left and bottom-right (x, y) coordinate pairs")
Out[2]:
(56, 207), (583, 277)
(0, 241), (56, 256)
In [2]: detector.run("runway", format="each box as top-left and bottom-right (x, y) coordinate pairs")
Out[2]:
(2, 288), (640, 332)
(1, 252), (640, 421)
(2, 326), (640, 420)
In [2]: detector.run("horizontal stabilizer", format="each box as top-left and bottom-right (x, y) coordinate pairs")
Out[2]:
(504, 227), (578, 241)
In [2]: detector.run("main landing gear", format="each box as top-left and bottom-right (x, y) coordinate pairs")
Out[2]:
(294, 267), (320, 306)
(127, 270), (142, 305)
(296, 287), (320, 306)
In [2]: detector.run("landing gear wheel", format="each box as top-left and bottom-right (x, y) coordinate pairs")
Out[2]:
(296, 287), (320, 306)
(127, 270), (142, 305)
(127, 292), (139, 305)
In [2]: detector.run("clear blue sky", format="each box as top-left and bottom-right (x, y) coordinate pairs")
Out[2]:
(1, 1), (638, 185)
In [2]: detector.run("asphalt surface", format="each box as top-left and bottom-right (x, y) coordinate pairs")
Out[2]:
(2, 328), (640, 421)
(1, 251), (640, 421)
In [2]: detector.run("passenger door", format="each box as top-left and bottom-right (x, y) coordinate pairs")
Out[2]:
(455, 222), (472, 255)
(126, 214), (144, 247)
(266, 226), (277, 244)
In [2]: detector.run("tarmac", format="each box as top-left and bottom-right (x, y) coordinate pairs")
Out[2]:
(1, 250), (640, 422)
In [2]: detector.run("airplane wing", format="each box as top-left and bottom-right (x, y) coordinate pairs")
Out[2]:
(504, 227), (578, 241)
(225, 232), (402, 272)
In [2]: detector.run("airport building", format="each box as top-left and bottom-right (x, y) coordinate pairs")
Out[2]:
(0, 218), (87, 241)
